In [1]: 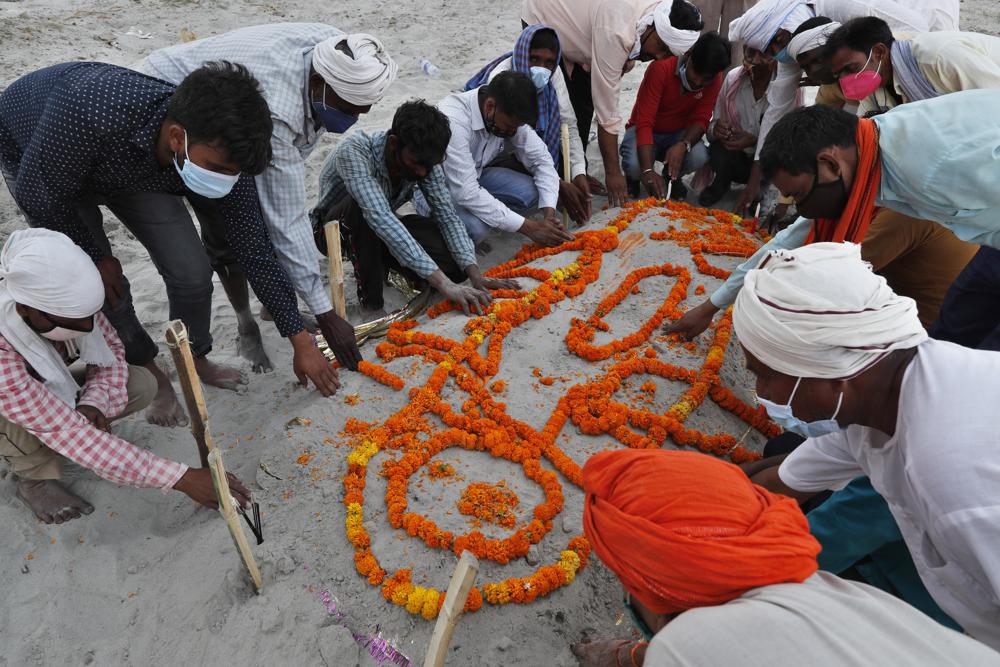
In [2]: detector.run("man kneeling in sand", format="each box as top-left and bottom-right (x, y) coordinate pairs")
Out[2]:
(0, 229), (248, 524)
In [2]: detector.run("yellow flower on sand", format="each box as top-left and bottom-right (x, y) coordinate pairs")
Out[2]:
(347, 440), (378, 467)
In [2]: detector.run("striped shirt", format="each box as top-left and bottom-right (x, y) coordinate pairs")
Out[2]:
(313, 130), (477, 277)
(142, 23), (343, 315)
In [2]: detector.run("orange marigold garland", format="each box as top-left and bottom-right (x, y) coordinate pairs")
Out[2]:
(341, 198), (772, 620)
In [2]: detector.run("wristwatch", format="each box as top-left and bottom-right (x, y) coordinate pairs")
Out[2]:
(682, 141), (692, 153)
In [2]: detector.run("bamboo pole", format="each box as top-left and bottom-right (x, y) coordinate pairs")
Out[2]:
(164, 320), (210, 466)
(325, 221), (347, 319)
(423, 551), (480, 667)
(561, 122), (572, 228)
(164, 320), (262, 593)
(208, 449), (263, 593)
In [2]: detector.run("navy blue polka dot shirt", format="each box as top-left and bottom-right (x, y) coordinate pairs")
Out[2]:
(0, 62), (303, 337)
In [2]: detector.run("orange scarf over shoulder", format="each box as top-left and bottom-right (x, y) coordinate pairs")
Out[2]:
(806, 118), (881, 244)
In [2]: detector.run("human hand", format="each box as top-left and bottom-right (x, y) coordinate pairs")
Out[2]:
(572, 174), (592, 223)
(173, 467), (251, 509)
(665, 142), (687, 181)
(96, 255), (126, 309)
(733, 179), (760, 215)
(474, 276), (521, 292)
(661, 299), (720, 340)
(642, 170), (667, 199)
(559, 178), (591, 225)
(290, 331), (340, 397)
(77, 405), (109, 432)
(723, 130), (757, 152)
(520, 216), (575, 247)
(570, 639), (632, 667)
(316, 310), (361, 371)
(438, 280), (493, 316)
(605, 171), (628, 208)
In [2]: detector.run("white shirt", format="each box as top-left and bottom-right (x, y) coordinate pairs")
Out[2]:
(432, 88), (560, 233)
(142, 23), (341, 314)
(487, 58), (587, 180)
(779, 340), (1000, 648)
(708, 68), (770, 157)
(646, 572), (1000, 666)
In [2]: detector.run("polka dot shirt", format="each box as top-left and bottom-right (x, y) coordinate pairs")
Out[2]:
(0, 62), (303, 337)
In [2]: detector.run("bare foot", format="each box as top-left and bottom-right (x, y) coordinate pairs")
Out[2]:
(570, 639), (629, 667)
(259, 305), (318, 334)
(16, 478), (94, 524)
(233, 316), (273, 375)
(145, 362), (189, 428)
(194, 355), (249, 391)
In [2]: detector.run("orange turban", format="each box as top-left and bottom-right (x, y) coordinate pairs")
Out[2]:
(583, 449), (820, 615)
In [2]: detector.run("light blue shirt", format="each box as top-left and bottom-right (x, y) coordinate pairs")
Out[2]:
(711, 90), (1000, 308)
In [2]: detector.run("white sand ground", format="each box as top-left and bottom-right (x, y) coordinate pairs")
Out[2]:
(0, 1), (997, 665)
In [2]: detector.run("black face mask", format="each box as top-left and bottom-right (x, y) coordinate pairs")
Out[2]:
(796, 172), (849, 219)
(485, 110), (517, 139)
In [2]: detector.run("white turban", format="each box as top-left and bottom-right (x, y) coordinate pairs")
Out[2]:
(728, 0), (815, 52)
(787, 21), (841, 59)
(312, 33), (398, 106)
(654, 1), (701, 57)
(0, 229), (114, 406)
(733, 243), (927, 379)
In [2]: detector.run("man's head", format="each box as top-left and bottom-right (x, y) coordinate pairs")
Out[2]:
(2, 229), (105, 340)
(583, 448), (820, 625)
(165, 61), (273, 181)
(386, 100), (451, 182)
(682, 32), (731, 90)
(527, 27), (560, 73)
(310, 33), (399, 132)
(733, 243), (926, 433)
(637, 0), (704, 62)
(787, 16), (839, 84)
(823, 17), (894, 82)
(728, 0), (814, 60)
(480, 70), (538, 138)
(759, 105), (859, 219)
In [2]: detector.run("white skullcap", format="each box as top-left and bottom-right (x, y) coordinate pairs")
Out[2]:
(0, 229), (114, 406)
(654, 1), (701, 57)
(312, 33), (398, 106)
(733, 243), (927, 379)
(729, 0), (814, 52)
(787, 21), (841, 59)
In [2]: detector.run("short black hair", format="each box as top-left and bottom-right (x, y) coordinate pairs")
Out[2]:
(689, 32), (731, 78)
(670, 0), (705, 31)
(389, 99), (451, 165)
(485, 70), (538, 126)
(760, 105), (858, 178)
(791, 15), (833, 38)
(822, 17), (895, 61)
(167, 61), (273, 175)
(529, 27), (560, 54)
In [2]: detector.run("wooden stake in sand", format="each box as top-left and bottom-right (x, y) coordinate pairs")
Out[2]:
(423, 551), (480, 667)
(208, 449), (263, 593)
(164, 320), (210, 466)
(561, 122), (572, 228)
(164, 320), (263, 593)
(325, 221), (347, 319)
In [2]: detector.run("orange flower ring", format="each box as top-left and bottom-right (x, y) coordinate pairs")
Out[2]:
(344, 199), (778, 619)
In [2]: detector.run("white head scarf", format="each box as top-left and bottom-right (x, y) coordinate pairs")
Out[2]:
(728, 0), (815, 52)
(633, 1), (702, 59)
(787, 21), (841, 59)
(0, 229), (114, 406)
(312, 33), (398, 106)
(733, 243), (927, 379)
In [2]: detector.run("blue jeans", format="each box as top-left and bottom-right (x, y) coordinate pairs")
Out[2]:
(454, 167), (539, 243)
(619, 126), (710, 181)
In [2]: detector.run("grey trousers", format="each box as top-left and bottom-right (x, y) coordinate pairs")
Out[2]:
(1, 167), (231, 363)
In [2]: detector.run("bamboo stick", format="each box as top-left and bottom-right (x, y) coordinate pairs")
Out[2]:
(208, 450), (263, 593)
(423, 551), (480, 667)
(561, 122), (572, 228)
(325, 221), (347, 319)
(164, 320), (210, 466)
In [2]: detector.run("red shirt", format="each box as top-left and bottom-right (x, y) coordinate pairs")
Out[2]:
(626, 57), (723, 146)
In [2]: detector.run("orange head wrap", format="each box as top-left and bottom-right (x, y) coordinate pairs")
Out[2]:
(583, 449), (820, 615)
(807, 117), (882, 244)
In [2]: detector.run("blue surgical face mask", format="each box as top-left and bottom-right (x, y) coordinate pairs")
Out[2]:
(757, 377), (844, 439)
(172, 131), (240, 199)
(678, 61), (702, 92)
(312, 87), (359, 133)
(774, 47), (797, 65)
(529, 66), (552, 91)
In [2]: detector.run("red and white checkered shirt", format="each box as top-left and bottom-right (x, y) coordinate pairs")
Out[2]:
(0, 314), (187, 490)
